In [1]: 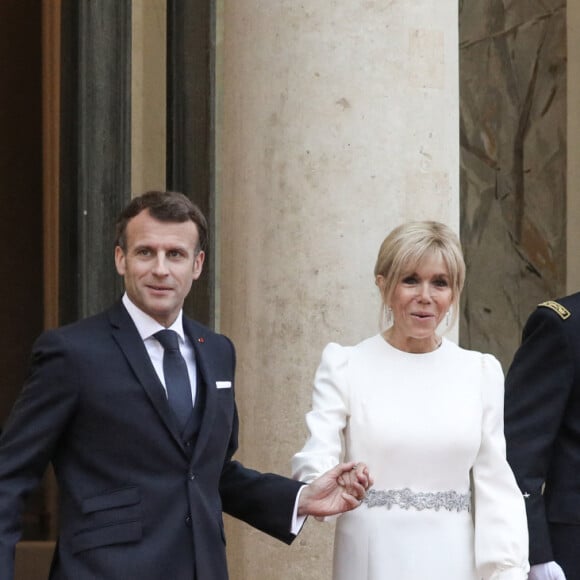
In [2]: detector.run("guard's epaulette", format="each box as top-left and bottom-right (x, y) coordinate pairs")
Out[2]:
(538, 300), (571, 320)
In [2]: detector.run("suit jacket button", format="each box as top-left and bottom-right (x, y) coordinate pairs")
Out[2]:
(184, 440), (192, 448)
(188, 472), (196, 481)
(185, 514), (192, 527)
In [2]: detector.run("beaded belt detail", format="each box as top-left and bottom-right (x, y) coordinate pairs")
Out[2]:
(363, 487), (471, 513)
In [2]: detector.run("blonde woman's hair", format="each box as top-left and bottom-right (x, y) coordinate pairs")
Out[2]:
(374, 221), (465, 329)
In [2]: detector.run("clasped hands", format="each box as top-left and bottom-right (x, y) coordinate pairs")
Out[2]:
(297, 461), (373, 518)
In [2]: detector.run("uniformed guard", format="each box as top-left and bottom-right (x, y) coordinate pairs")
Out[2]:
(505, 293), (580, 580)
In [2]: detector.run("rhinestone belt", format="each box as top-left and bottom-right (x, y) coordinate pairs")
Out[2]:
(363, 487), (471, 512)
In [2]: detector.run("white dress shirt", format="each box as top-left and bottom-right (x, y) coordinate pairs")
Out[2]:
(122, 294), (197, 406)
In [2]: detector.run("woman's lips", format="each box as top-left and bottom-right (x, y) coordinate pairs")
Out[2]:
(411, 312), (434, 319)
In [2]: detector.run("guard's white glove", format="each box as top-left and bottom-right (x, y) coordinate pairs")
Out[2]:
(528, 561), (566, 580)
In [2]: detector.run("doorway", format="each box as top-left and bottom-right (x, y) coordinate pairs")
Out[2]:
(0, 0), (49, 542)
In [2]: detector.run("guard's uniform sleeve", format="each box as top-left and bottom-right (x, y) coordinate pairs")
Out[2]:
(504, 304), (574, 565)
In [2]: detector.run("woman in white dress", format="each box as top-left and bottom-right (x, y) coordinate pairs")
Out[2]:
(292, 221), (529, 580)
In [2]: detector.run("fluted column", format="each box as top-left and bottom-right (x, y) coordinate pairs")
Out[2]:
(217, 2), (459, 579)
(568, 2), (580, 292)
(59, 0), (131, 322)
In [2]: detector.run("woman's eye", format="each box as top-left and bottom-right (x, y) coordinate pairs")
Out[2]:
(433, 279), (449, 287)
(402, 276), (417, 284)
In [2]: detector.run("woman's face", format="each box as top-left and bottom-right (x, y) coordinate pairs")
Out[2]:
(385, 252), (453, 352)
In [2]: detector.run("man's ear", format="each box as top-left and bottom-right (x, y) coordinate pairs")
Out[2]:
(114, 246), (126, 275)
(192, 250), (205, 280)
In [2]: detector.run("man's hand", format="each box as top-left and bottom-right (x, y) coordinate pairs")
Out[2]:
(528, 561), (567, 580)
(297, 462), (372, 517)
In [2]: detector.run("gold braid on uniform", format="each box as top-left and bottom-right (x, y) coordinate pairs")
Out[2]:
(538, 300), (571, 320)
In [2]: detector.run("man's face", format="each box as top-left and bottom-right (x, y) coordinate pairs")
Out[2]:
(115, 209), (204, 327)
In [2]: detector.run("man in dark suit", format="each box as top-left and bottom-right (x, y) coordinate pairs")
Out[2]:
(0, 191), (369, 580)
(505, 295), (580, 580)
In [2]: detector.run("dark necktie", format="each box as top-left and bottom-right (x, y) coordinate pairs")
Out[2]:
(154, 329), (193, 430)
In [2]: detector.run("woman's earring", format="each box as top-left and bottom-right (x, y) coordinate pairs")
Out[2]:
(386, 306), (393, 325)
(445, 309), (451, 327)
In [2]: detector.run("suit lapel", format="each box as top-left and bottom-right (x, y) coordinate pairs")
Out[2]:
(108, 303), (186, 451)
(183, 318), (218, 460)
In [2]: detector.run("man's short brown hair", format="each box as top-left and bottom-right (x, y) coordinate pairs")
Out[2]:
(115, 191), (208, 254)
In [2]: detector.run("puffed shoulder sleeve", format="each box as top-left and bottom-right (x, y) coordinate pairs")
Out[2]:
(472, 354), (530, 580)
(291, 343), (350, 483)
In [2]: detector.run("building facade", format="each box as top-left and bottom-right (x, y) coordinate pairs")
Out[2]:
(0, 1), (575, 579)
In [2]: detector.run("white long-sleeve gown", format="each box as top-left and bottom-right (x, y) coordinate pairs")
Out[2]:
(292, 335), (529, 580)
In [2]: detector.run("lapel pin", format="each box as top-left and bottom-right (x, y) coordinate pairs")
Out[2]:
(197, 337), (205, 343)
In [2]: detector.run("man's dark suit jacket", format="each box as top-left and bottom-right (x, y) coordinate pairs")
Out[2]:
(505, 293), (580, 576)
(0, 302), (302, 579)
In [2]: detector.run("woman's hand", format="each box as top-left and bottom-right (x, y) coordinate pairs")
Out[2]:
(337, 462), (373, 499)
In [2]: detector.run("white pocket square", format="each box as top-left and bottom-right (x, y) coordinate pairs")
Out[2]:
(216, 381), (232, 389)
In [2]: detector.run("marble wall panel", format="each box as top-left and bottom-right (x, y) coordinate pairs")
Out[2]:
(459, 1), (566, 368)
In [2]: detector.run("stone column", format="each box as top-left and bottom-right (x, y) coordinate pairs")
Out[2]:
(217, 2), (459, 579)
(131, 0), (167, 196)
(59, 1), (132, 322)
(568, 2), (580, 292)
(167, 0), (214, 325)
